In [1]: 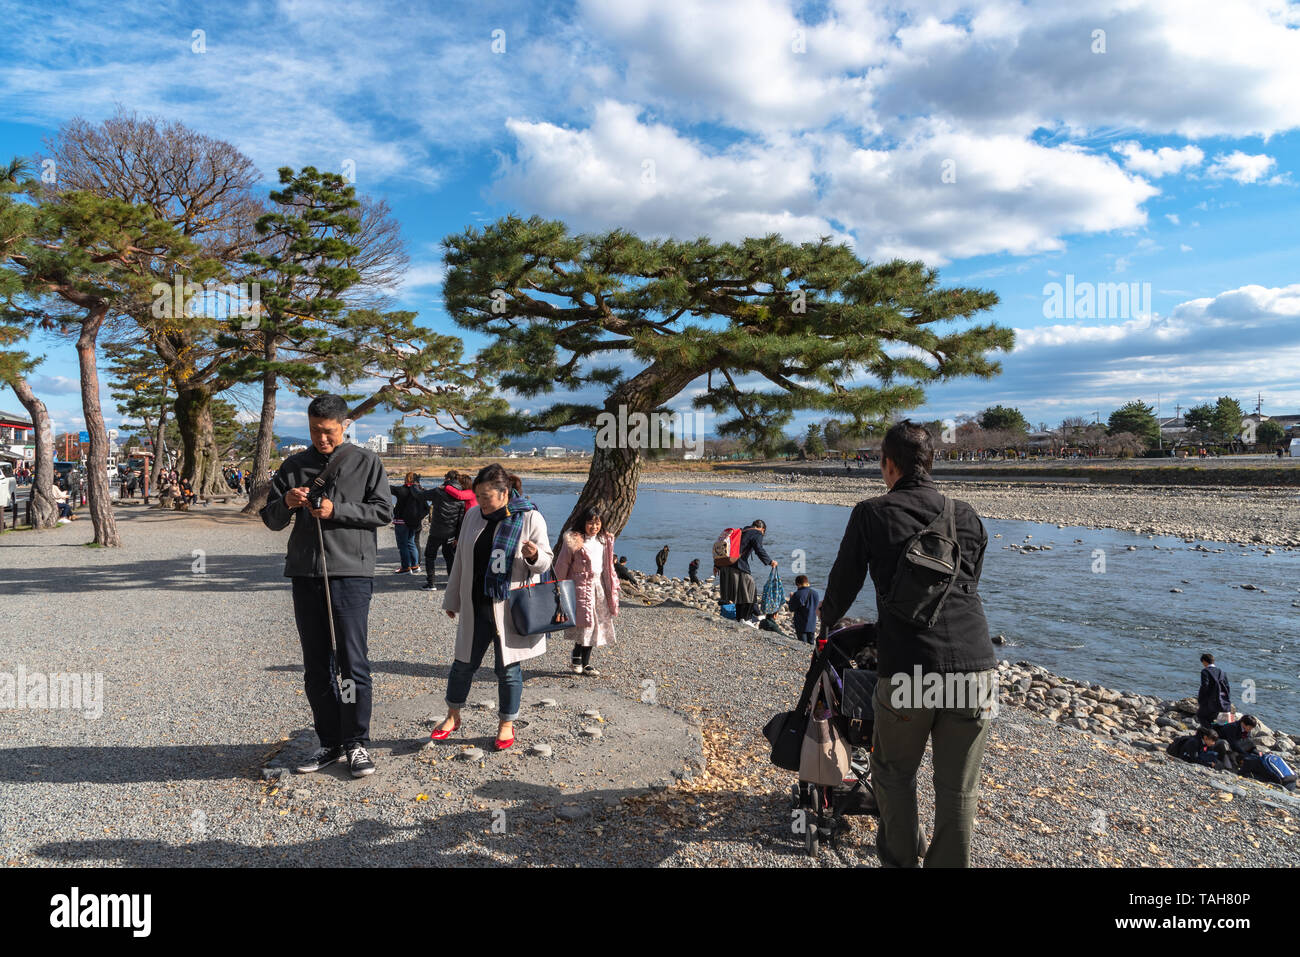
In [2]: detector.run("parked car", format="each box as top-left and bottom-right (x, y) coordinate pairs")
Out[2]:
(0, 463), (17, 523)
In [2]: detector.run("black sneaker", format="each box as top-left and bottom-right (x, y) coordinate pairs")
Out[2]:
(347, 745), (376, 778)
(294, 745), (344, 774)
(420, 582), (437, 591)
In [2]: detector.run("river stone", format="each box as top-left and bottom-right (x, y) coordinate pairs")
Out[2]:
(535, 698), (558, 708)
(456, 747), (486, 761)
(473, 700), (494, 710)
(581, 726), (603, 738)
(528, 744), (553, 757)
(581, 709), (602, 718)
(556, 805), (593, 821)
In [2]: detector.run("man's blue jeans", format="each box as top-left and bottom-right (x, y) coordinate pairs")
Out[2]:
(445, 605), (522, 721)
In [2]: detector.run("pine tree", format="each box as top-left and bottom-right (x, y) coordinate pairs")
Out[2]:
(444, 215), (1011, 532)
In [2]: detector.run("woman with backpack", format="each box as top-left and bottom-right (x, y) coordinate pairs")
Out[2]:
(554, 505), (619, 676)
(431, 465), (552, 751)
(390, 471), (427, 574)
(421, 470), (477, 591)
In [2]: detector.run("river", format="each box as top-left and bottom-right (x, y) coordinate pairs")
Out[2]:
(499, 477), (1300, 731)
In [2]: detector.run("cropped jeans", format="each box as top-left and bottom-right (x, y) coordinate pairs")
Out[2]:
(445, 600), (522, 721)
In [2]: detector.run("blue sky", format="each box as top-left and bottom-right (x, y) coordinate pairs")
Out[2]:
(2, 0), (1299, 441)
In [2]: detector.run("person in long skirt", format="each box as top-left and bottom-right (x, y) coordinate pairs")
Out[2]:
(553, 506), (619, 676)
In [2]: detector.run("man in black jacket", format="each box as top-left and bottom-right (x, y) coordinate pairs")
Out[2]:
(260, 395), (392, 779)
(820, 420), (996, 868)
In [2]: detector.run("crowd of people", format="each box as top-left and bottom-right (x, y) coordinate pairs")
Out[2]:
(252, 397), (1292, 868)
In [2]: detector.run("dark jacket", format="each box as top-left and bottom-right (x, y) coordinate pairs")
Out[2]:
(1198, 665), (1231, 716)
(1173, 734), (1219, 767)
(260, 444), (392, 578)
(735, 527), (772, 576)
(1213, 719), (1254, 755)
(819, 473), (995, 678)
(391, 483), (428, 527)
(788, 586), (821, 634)
(427, 484), (468, 541)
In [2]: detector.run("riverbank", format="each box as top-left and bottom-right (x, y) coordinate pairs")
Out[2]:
(628, 471), (1300, 548)
(1, 504), (1296, 867)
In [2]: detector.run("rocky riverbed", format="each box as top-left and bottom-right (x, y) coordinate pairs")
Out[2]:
(636, 471), (1300, 548)
(620, 567), (1300, 780)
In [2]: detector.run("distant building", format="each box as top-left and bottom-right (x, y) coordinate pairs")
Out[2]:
(366, 435), (389, 454)
(286, 444), (308, 454)
(0, 409), (34, 461)
(540, 446), (567, 458)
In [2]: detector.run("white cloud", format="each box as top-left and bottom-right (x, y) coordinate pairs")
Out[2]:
(1205, 151), (1277, 184)
(495, 107), (1158, 263)
(1165, 213), (1180, 225)
(1114, 142), (1203, 177)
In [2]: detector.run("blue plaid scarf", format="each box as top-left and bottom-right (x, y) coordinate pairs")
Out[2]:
(482, 495), (538, 600)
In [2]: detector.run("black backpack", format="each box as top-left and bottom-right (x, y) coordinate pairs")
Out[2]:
(878, 497), (961, 629)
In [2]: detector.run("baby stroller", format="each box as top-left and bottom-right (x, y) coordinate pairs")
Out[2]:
(764, 620), (880, 857)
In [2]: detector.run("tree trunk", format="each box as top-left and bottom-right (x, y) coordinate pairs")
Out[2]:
(175, 385), (222, 498)
(9, 374), (57, 529)
(565, 442), (642, 537)
(562, 363), (703, 537)
(150, 407), (167, 497)
(76, 310), (120, 546)
(242, 356), (278, 515)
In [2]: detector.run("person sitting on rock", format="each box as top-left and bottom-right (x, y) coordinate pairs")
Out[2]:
(758, 613), (787, 637)
(1172, 726), (1221, 768)
(688, 558), (700, 584)
(1213, 713), (1258, 762)
(614, 555), (635, 583)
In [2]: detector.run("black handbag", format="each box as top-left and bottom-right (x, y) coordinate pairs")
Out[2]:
(763, 710), (807, 772)
(840, 669), (878, 746)
(507, 572), (578, 637)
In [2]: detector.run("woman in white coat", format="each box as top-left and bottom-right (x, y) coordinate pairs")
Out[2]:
(432, 464), (553, 751)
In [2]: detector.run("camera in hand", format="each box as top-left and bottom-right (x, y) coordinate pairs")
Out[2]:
(307, 485), (325, 510)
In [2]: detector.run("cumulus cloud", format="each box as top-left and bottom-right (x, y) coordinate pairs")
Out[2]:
(1205, 151), (1277, 184)
(495, 106), (1157, 263)
(1114, 142), (1204, 177)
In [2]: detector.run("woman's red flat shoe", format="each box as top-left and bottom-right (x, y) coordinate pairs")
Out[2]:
(494, 733), (515, 751)
(429, 718), (461, 741)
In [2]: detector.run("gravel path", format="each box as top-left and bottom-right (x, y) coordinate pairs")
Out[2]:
(1, 502), (1295, 867)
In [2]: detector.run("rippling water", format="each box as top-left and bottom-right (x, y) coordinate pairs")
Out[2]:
(506, 478), (1300, 730)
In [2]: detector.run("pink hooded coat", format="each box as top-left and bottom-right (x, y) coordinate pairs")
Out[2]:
(553, 529), (620, 632)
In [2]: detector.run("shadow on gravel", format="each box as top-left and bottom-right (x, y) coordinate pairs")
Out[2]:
(0, 555), (284, 593)
(25, 784), (859, 867)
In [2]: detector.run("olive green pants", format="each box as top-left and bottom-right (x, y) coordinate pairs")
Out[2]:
(870, 671), (995, 868)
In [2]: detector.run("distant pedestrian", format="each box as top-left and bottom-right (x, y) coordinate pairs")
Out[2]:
(1197, 653), (1234, 726)
(655, 544), (670, 576)
(719, 519), (774, 625)
(390, 471), (426, 574)
(688, 558), (701, 583)
(555, 505), (619, 676)
(421, 470), (476, 590)
(787, 574), (821, 644)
